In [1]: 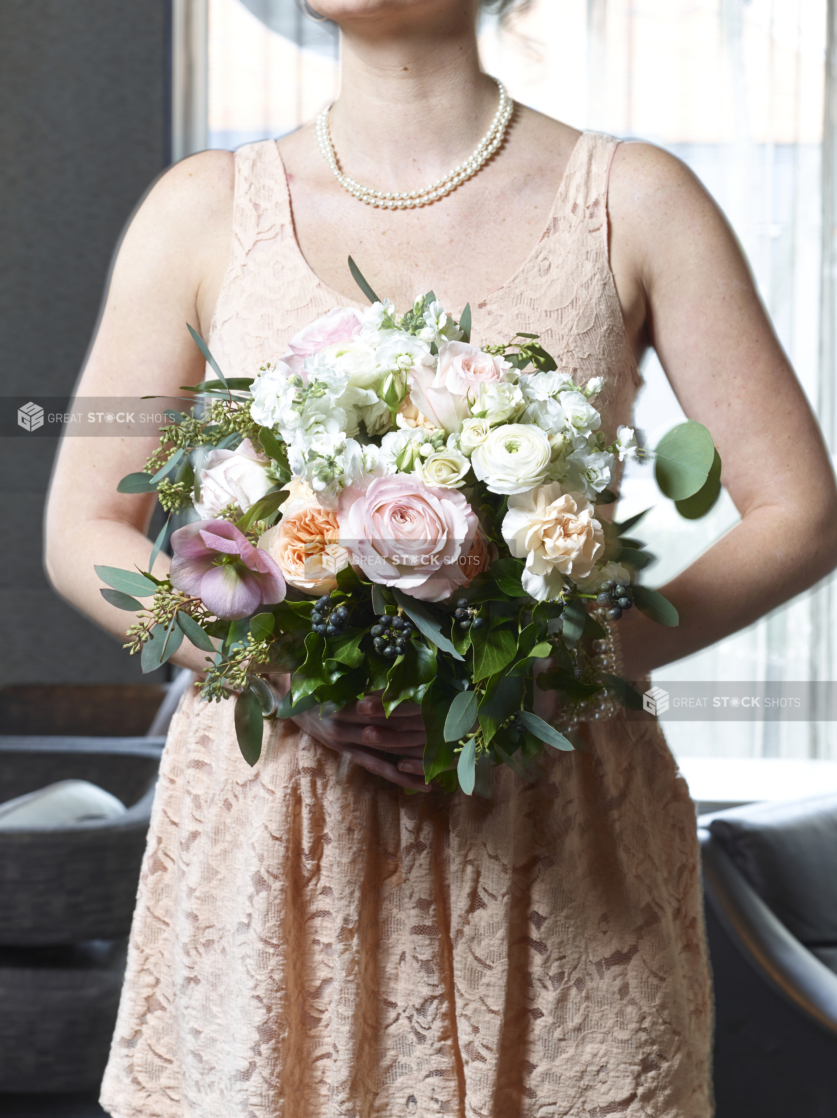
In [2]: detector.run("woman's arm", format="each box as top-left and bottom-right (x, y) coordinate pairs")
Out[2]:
(44, 150), (235, 674)
(607, 143), (837, 678)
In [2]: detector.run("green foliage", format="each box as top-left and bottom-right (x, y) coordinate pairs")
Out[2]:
(187, 324), (229, 389)
(444, 690), (478, 742)
(675, 448), (722, 519)
(561, 599), (587, 648)
(348, 256), (381, 304)
(632, 585), (679, 627)
(100, 588), (143, 612)
(141, 618), (183, 673)
(489, 557), (526, 598)
(176, 610), (217, 653)
(654, 421), (716, 501)
(471, 624), (517, 682)
(518, 710), (574, 752)
(382, 642), (437, 715)
(393, 589), (464, 660)
(95, 565), (157, 597)
(117, 472), (158, 494)
(459, 304), (472, 343)
(234, 688), (263, 766)
(478, 674), (522, 745)
(457, 736), (476, 795)
(250, 613), (275, 641)
(421, 679), (460, 781)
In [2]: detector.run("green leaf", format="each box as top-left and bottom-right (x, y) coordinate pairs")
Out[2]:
(561, 599), (587, 648)
(251, 612), (275, 641)
(471, 625), (518, 682)
(175, 610), (217, 653)
(100, 588), (143, 611)
(518, 710), (574, 752)
(276, 689), (319, 719)
(382, 642), (438, 715)
(532, 598), (566, 636)
(181, 376), (253, 393)
(347, 256), (381, 304)
(270, 601), (312, 634)
(148, 515), (171, 573)
(478, 673), (523, 745)
(654, 421), (715, 501)
(141, 618), (184, 673)
(149, 448), (184, 485)
(489, 557), (526, 598)
(393, 589), (464, 660)
(234, 688), (263, 766)
(187, 323), (229, 388)
(459, 303), (472, 343)
(257, 426), (285, 461)
(528, 342), (557, 371)
(595, 488), (617, 505)
(224, 617), (251, 652)
(493, 738), (535, 781)
(615, 509), (650, 535)
(632, 585), (679, 627)
(601, 673), (645, 711)
(95, 565), (158, 597)
(675, 448), (722, 519)
(117, 472), (157, 494)
(451, 619), (473, 656)
(507, 641), (552, 677)
(291, 632), (330, 700)
(457, 736), (476, 795)
(617, 546), (655, 571)
(444, 690), (478, 742)
(421, 679), (459, 781)
(371, 583), (390, 616)
(237, 490), (288, 531)
(327, 628), (365, 668)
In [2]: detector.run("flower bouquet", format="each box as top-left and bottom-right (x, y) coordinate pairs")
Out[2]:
(98, 259), (722, 794)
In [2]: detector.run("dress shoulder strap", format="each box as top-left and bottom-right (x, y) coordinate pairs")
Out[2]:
(227, 140), (294, 267)
(553, 130), (621, 244)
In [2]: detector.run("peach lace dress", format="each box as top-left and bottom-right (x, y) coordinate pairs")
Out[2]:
(100, 132), (714, 1118)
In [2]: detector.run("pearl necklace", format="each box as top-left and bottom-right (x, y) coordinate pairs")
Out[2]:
(316, 77), (513, 209)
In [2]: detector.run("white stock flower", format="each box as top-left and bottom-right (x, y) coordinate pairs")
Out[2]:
(501, 483), (605, 599)
(574, 560), (632, 592)
(459, 417), (492, 456)
(414, 448), (471, 489)
(559, 390), (602, 447)
(616, 425), (638, 461)
(470, 423), (552, 494)
(249, 362), (299, 430)
(564, 444), (615, 497)
(519, 370), (577, 402)
(376, 331), (434, 377)
(418, 300), (464, 345)
(521, 395), (565, 435)
(470, 381), (526, 426)
(584, 376), (605, 398)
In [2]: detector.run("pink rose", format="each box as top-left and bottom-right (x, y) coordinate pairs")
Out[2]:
(282, 307), (363, 376)
(458, 527), (499, 584)
(437, 341), (512, 395)
(338, 474), (479, 603)
(169, 519), (286, 620)
(408, 365), (471, 434)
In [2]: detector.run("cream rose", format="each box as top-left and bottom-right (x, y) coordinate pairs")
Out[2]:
(396, 391), (440, 432)
(459, 417), (492, 456)
(501, 482), (605, 600)
(193, 438), (273, 519)
(414, 448), (471, 489)
(470, 424), (552, 495)
(259, 499), (349, 595)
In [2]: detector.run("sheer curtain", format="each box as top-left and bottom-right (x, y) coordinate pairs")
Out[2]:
(203, 0), (837, 760)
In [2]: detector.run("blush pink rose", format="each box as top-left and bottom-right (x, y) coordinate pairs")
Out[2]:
(436, 341), (513, 395)
(338, 474), (479, 602)
(282, 307), (363, 376)
(458, 527), (499, 584)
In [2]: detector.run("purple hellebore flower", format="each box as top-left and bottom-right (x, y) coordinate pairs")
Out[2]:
(169, 519), (286, 620)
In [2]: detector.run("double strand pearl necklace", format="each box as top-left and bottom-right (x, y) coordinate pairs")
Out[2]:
(316, 77), (513, 209)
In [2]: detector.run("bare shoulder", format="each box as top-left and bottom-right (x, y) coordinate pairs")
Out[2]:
(510, 105), (583, 180)
(127, 149), (236, 249)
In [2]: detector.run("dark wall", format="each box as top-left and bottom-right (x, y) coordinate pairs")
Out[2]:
(0, 0), (170, 684)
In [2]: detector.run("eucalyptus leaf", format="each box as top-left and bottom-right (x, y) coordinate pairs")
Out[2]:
(117, 472), (158, 494)
(140, 618), (184, 673)
(187, 323), (229, 388)
(478, 674), (523, 745)
(675, 448), (722, 519)
(615, 509), (650, 535)
(95, 565), (157, 597)
(257, 426), (286, 462)
(234, 688), (263, 766)
(175, 610), (217, 653)
(518, 710), (574, 752)
(459, 303), (472, 344)
(457, 736), (476, 795)
(250, 674), (278, 718)
(250, 612), (275, 641)
(594, 488), (617, 505)
(616, 546), (655, 571)
(148, 515), (171, 573)
(100, 588), (143, 612)
(601, 673), (645, 711)
(654, 421), (715, 501)
(422, 679), (459, 782)
(149, 448), (184, 485)
(348, 256), (381, 304)
(632, 585), (680, 627)
(181, 376), (253, 393)
(471, 625), (518, 682)
(561, 599), (587, 648)
(444, 690), (478, 742)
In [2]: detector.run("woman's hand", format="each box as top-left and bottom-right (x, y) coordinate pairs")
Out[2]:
(271, 676), (436, 793)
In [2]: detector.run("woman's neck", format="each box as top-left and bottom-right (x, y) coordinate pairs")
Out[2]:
(328, 10), (500, 194)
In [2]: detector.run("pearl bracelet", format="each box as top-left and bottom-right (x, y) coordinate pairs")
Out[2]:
(560, 607), (624, 730)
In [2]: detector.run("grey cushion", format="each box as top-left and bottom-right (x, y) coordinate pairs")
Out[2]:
(707, 793), (837, 948)
(0, 779), (125, 830)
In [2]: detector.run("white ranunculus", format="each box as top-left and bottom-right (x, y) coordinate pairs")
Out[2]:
(501, 482), (605, 599)
(519, 369), (577, 402)
(193, 438), (273, 519)
(459, 417), (492, 456)
(414, 448), (471, 489)
(522, 396), (565, 435)
(470, 381), (526, 427)
(470, 423), (552, 494)
(318, 339), (381, 389)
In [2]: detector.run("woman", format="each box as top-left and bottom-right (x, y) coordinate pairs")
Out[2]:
(45, 0), (837, 1115)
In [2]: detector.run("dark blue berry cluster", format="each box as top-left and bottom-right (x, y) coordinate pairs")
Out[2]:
(453, 598), (486, 631)
(596, 580), (633, 620)
(370, 614), (413, 659)
(310, 595), (350, 638)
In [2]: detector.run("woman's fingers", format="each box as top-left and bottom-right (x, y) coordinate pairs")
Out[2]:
(328, 740), (434, 792)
